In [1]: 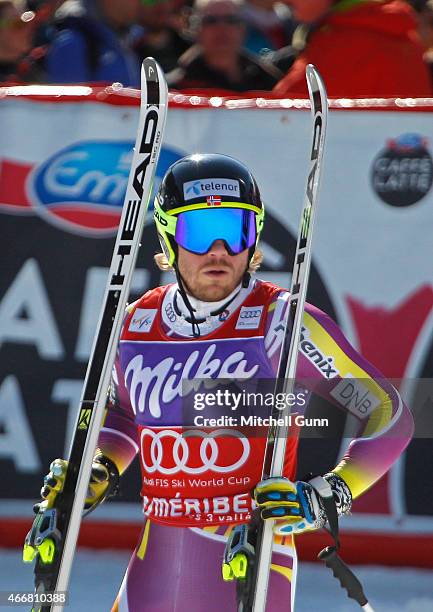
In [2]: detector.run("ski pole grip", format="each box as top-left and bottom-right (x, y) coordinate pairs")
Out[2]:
(318, 546), (368, 607)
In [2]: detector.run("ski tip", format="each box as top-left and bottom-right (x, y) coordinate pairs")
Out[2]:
(142, 57), (159, 83)
(305, 64), (328, 112)
(305, 64), (321, 89)
(306, 63), (316, 77)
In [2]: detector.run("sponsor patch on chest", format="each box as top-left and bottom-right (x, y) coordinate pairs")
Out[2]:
(235, 305), (264, 330)
(128, 308), (158, 333)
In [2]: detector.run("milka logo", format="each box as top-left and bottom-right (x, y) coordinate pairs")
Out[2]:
(183, 178), (240, 201)
(124, 344), (259, 418)
(300, 326), (339, 379)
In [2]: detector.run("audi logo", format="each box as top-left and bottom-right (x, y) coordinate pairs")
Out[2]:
(165, 303), (176, 323)
(140, 428), (250, 475)
(240, 310), (261, 319)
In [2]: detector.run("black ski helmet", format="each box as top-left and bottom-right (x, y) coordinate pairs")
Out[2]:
(154, 153), (265, 265)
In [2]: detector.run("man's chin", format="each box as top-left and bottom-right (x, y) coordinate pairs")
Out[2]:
(195, 279), (235, 302)
(198, 287), (231, 302)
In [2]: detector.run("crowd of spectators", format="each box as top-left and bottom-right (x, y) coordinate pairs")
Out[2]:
(1, 0), (433, 97)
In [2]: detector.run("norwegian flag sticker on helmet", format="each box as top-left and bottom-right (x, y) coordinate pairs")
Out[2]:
(207, 195), (222, 206)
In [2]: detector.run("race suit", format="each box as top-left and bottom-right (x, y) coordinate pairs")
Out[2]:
(97, 278), (413, 612)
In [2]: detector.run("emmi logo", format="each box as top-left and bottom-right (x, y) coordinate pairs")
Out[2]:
(300, 326), (339, 379)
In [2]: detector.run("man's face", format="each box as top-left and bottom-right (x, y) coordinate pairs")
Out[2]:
(285, 0), (332, 23)
(177, 240), (249, 301)
(198, 1), (245, 58)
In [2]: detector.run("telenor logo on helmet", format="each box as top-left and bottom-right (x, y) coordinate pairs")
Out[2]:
(183, 178), (240, 201)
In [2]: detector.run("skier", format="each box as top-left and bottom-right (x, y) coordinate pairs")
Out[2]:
(33, 153), (414, 611)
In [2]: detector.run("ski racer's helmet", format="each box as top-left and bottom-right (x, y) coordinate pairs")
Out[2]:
(154, 153), (265, 266)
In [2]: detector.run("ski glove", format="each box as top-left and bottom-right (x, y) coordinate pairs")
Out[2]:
(23, 455), (119, 565)
(255, 473), (352, 536)
(222, 473), (352, 582)
(34, 454), (120, 515)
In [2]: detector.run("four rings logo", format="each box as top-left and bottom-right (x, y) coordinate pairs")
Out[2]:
(236, 305), (263, 330)
(140, 428), (250, 475)
(164, 302), (177, 323)
(241, 310), (262, 319)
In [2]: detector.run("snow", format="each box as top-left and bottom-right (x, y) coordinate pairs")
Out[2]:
(0, 549), (432, 611)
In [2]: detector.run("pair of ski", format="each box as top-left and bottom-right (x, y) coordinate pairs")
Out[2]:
(25, 59), (373, 612)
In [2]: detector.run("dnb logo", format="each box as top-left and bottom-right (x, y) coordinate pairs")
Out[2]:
(18, 141), (183, 236)
(371, 133), (433, 207)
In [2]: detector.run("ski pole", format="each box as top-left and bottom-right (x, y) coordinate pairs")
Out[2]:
(318, 547), (376, 612)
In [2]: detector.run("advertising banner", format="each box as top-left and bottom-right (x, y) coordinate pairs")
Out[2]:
(1, 89), (432, 560)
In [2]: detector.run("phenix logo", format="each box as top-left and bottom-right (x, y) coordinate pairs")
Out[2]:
(124, 344), (259, 418)
(300, 326), (339, 379)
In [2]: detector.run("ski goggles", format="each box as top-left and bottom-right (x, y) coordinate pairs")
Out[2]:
(174, 207), (257, 255)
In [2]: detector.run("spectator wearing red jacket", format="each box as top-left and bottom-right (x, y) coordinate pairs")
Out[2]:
(274, 0), (433, 98)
